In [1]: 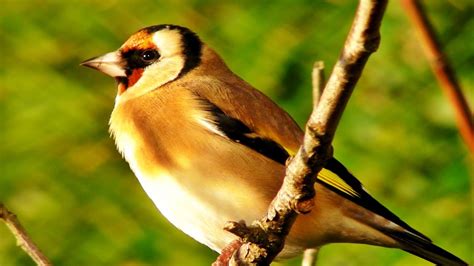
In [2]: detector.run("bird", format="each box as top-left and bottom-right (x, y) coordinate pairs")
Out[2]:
(81, 24), (467, 265)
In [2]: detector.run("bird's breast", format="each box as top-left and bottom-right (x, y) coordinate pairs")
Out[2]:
(108, 93), (282, 252)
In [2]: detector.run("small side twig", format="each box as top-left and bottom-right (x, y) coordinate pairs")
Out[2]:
(0, 203), (51, 266)
(217, 1), (388, 265)
(302, 248), (319, 266)
(312, 61), (325, 107)
(402, 0), (473, 152)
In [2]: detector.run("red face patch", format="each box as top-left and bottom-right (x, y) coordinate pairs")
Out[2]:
(128, 68), (144, 88)
(115, 68), (144, 95)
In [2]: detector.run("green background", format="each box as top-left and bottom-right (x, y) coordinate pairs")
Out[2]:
(1, 0), (472, 265)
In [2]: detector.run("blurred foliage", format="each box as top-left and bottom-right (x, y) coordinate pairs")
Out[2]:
(1, 0), (472, 265)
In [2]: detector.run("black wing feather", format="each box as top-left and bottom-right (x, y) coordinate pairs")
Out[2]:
(322, 159), (431, 241)
(199, 98), (289, 165)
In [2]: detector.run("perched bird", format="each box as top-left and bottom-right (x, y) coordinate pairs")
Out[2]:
(81, 24), (467, 265)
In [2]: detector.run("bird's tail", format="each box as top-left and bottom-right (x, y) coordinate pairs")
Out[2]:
(322, 159), (468, 265)
(381, 228), (467, 266)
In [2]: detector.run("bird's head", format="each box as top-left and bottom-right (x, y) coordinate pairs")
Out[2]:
(81, 24), (202, 96)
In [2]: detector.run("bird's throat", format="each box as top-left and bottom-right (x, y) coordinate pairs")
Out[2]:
(115, 77), (128, 94)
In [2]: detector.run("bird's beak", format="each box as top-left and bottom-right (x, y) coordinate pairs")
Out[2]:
(80, 51), (127, 78)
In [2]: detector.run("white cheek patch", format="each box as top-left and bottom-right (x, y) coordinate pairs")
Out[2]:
(153, 29), (183, 57)
(138, 57), (184, 87)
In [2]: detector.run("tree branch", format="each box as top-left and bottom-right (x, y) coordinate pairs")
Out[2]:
(217, 1), (388, 265)
(302, 248), (319, 266)
(312, 61), (325, 107)
(0, 203), (51, 266)
(401, 0), (473, 152)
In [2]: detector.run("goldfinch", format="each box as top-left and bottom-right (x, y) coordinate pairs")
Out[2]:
(81, 24), (467, 265)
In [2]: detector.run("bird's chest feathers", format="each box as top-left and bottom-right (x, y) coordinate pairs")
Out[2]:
(108, 97), (255, 251)
(109, 91), (213, 171)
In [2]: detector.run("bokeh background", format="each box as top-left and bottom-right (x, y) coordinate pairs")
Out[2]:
(1, 0), (472, 265)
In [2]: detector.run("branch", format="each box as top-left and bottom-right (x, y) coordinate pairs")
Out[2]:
(302, 248), (319, 266)
(217, 1), (388, 264)
(312, 61), (325, 107)
(0, 203), (52, 266)
(401, 0), (474, 152)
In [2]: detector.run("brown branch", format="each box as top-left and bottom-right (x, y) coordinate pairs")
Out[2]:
(0, 203), (52, 266)
(401, 0), (474, 152)
(217, 1), (388, 265)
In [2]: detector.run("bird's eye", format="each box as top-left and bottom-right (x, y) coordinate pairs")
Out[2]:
(140, 50), (159, 63)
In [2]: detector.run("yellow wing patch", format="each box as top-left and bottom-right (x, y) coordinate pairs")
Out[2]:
(281, 145), (296, 157)
(318, 168), (360, 198)
(279, 143), (359, 198)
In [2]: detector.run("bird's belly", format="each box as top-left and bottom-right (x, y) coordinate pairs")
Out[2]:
(132, 168), (326, 260)
(135, 171), (238, 252)
(112, 120), (310, 257)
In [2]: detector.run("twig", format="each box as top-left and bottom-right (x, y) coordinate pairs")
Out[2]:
(213, 240), (243, 266)
(0, 203), (52, 266)
(219, 1), (388, 265)
(401, 0), (474, 152)
(312, 61), (325, 107)
(302, 248), (319, 266)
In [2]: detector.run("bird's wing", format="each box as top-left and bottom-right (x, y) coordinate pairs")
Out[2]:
(188, 77), (304, 155)
(190, 83), (430, 243)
